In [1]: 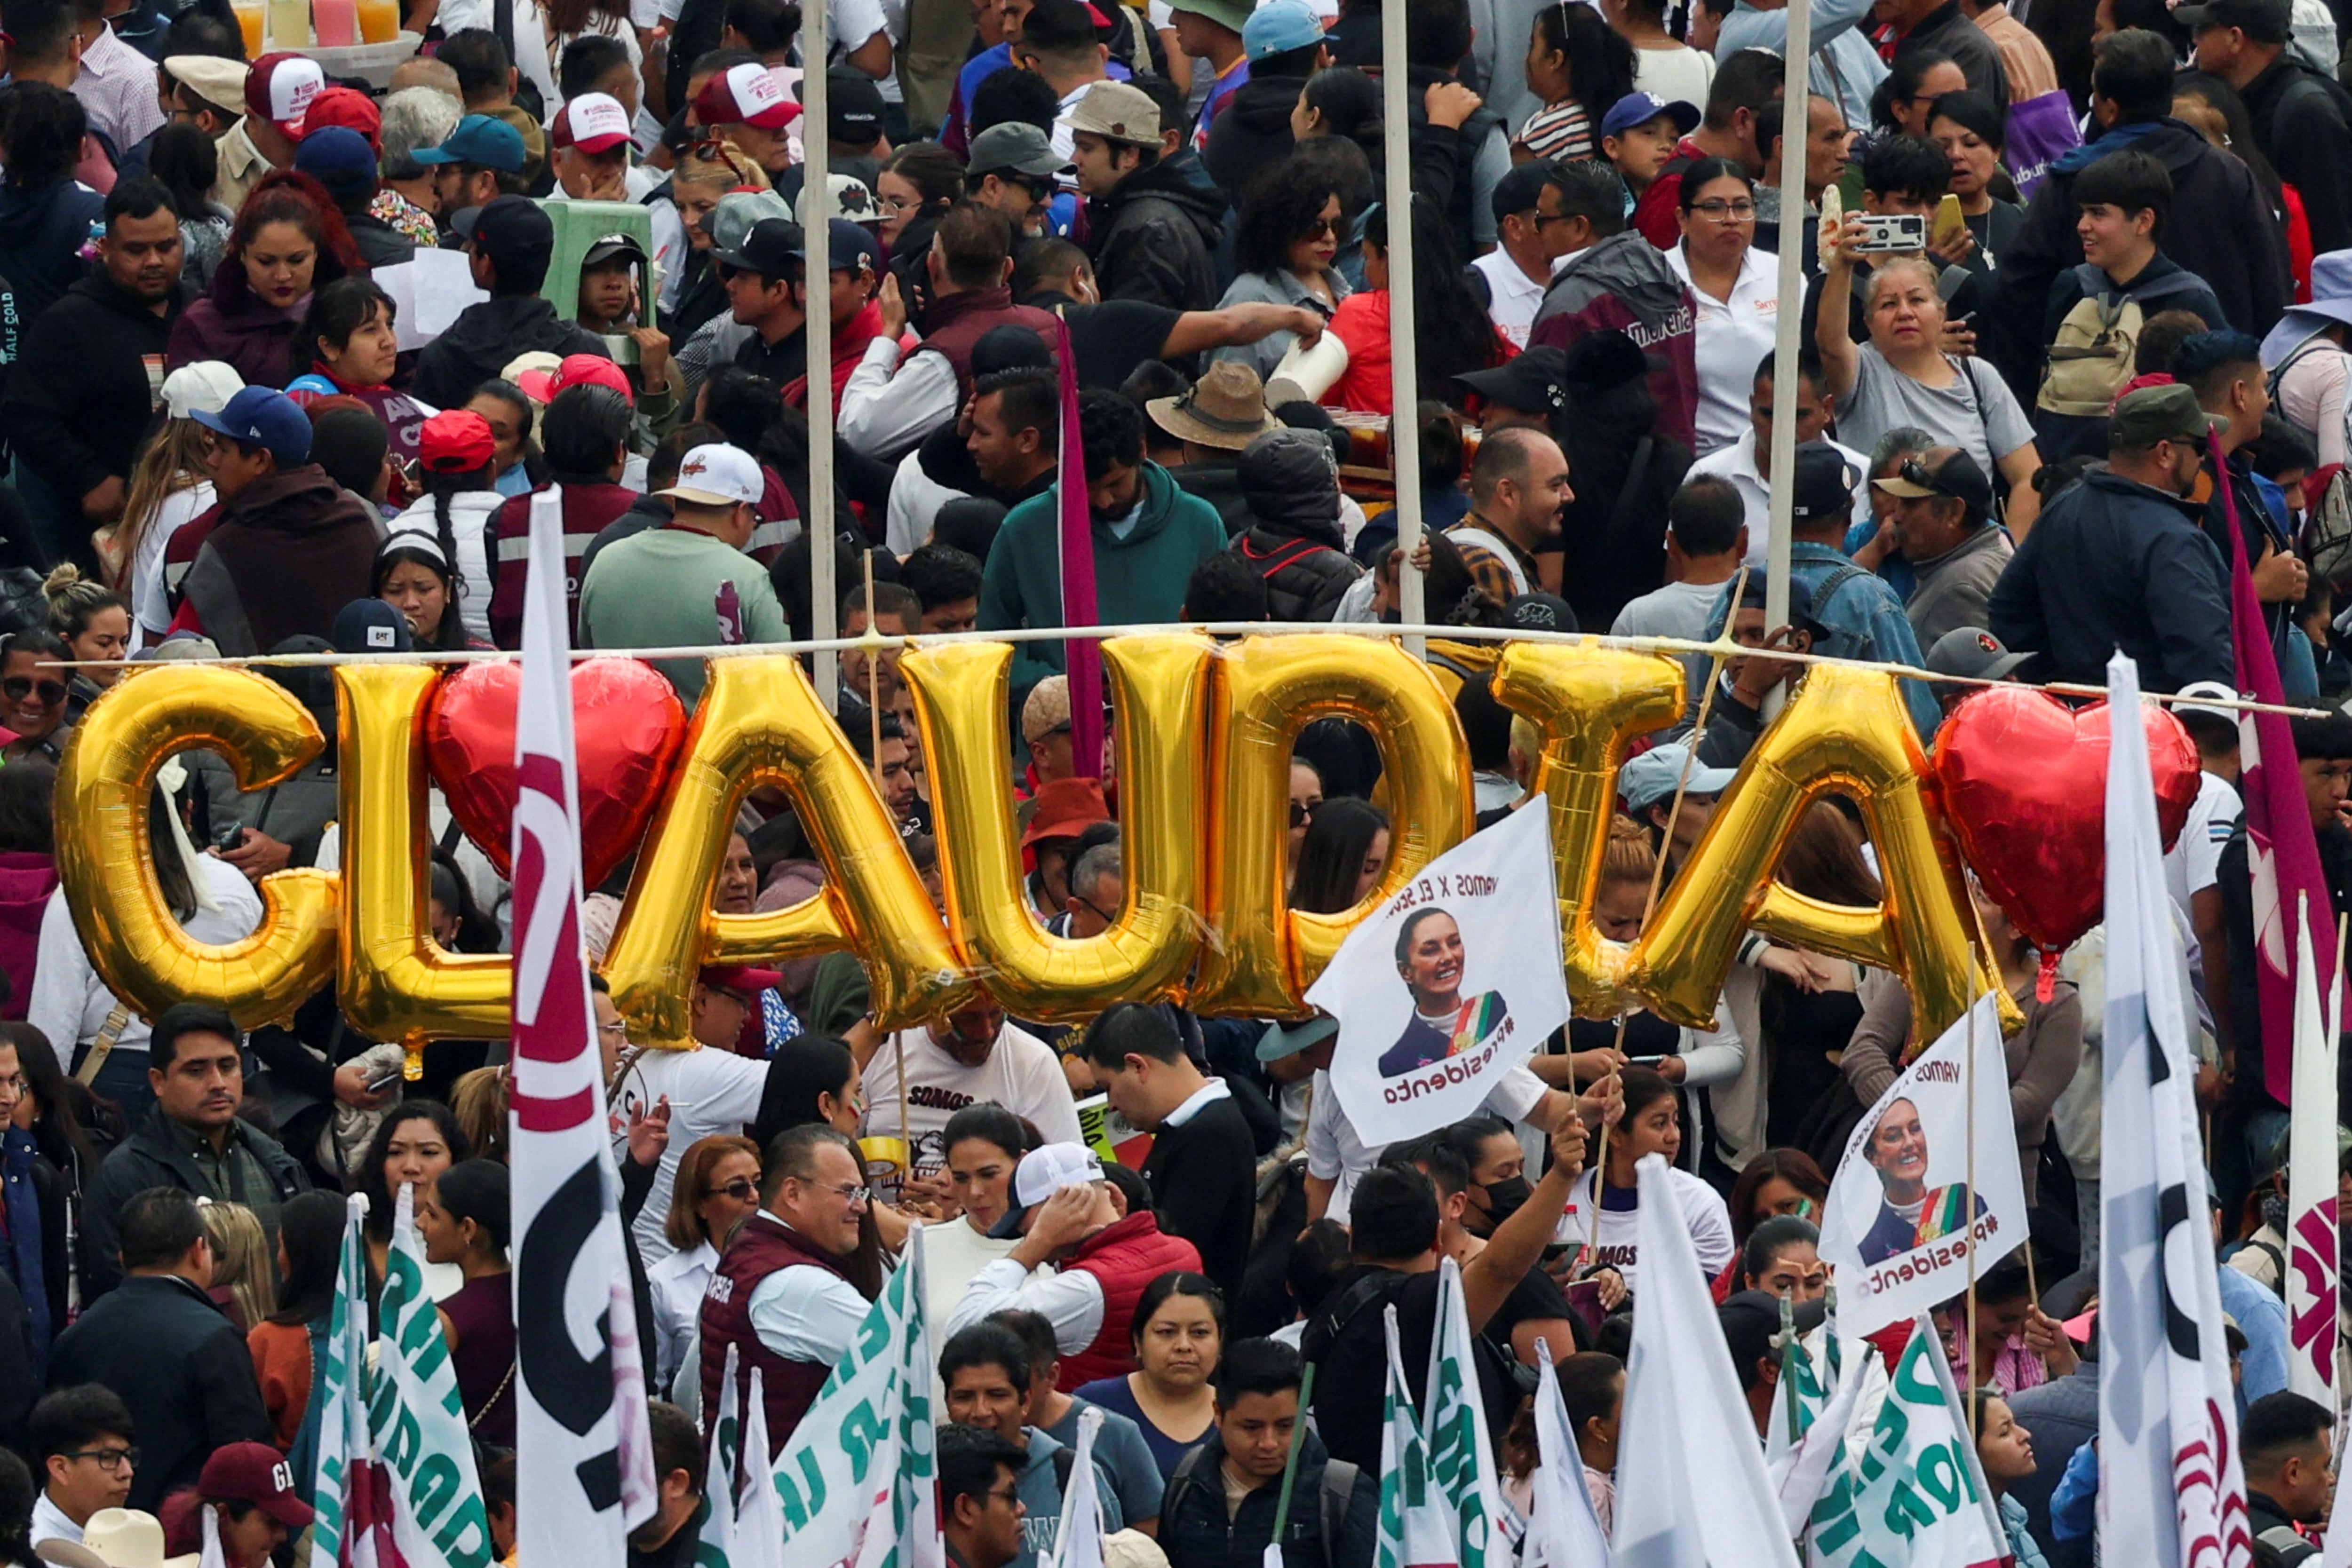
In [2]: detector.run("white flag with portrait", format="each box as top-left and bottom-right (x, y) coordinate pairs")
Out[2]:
(1308, 801), (1567, 1146)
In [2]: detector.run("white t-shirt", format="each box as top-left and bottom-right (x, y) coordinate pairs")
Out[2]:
(26, 860), (261, 1068)
(644, 1239), (716, 1391)
(1553, 1164), (1734, 1292)
(859, 1023), (1083, 1184)
(1686, 427), (1874, 569)
(1304, 1057), (1548, 1224)
(130, 481), (215, 643)
(609, 1043), (770, 1267)
(1630, 45), (1715, 109)
(2164, 768), (2241, 915)
(1470, 249), (1550, 352)
(1665, 243), (1780, 458)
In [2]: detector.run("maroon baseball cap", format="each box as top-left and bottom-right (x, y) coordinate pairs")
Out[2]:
(698, 964), (782, 996)
(246, 53), (325, 138)
(199, 1443), (315, 1530)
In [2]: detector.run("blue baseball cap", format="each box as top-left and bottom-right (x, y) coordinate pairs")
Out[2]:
(412, 113), (527, 173)
(1600, 91), (1700, 141)
(192, 386), (313, 467)
(1243, 0), (1324, 61)
(828, 217), (885, 277)
(294, 125), (377, 200)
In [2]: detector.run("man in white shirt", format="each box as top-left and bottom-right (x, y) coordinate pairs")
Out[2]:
(606, 966), (773, 1268)
(1686, 350), (1868, 568)
(2165, 681), (2246, 1036)
(861, 992), (1083, 1189)
(1471, 162), (1583, 350)
(1611, 474), (1749, 641)
(700, 1125), (873, 1457)
(28, 1385), (136, 1550)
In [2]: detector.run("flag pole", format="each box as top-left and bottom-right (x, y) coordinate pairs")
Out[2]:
(1964, 994), (1980, 1435)
(1268, 1362), (1319, 1546)
(1579, 566), (1748, 1271)
(1762, 0), (1810, 715)
(1379, 0), (1422, 657)
(806, 4), (836, 713)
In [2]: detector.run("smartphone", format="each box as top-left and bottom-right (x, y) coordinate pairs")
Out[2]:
(1930, 192), (1966, 249)
(215, 821), (247, 853)
(365, 1068), (403, 1093)
(1853, 213), (1927, 253)
(1625, 1054), (1667, 1066)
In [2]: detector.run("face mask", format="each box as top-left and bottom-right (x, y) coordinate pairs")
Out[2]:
(1479, 1174), (1533, 1226)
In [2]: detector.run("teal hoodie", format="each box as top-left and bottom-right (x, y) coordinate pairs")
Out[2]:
(976, 461), (1228, 709)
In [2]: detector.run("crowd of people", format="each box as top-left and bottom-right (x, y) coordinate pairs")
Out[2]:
(0, 0), (2345, 1558)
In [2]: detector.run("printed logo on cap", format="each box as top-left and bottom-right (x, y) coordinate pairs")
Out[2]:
(731, 63), (787, 112)
(367, 625), (397, 649)
(1975, 632), (2000, 654)
(270, 58), (324, 127)
(561, 93), (632, 150)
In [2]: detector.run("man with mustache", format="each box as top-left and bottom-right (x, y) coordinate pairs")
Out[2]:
(76, 1003), (309, 1300)
(1378, 909), (1511, 1078)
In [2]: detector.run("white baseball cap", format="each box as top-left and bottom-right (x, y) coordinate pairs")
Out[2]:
(988, 1142), (1104, 1237)
(551, 91), (633, 153)
(162, 360), (244, 420)
(659, 443), (764, 508)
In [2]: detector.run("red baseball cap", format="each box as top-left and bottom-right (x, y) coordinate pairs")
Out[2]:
(550, 91), (633, 154)
(694, 62), (802, 130)
(698, 964), (783, 995)
(418, 409), (497, 473)
(516, 353), (635, 406)
(200, 1442), (316, 1530)
(246, 52), (325, 138)
(302, 85), (381, 151)
(1020, 777), (1111, 849)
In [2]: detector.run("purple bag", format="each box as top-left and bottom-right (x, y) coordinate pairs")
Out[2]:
(2005, 91), (2083, 200)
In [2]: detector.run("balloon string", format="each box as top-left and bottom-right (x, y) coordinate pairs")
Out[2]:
(1579, 566), (1748, 1271)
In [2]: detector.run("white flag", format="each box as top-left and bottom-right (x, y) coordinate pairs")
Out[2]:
(1771, 1344), (1872, 1539)
(1523, 1341), (1611, 1568)
(1375, 1307), (1459, 1568)
(1425, 1257), (1513, 1565)
(311, 1194), (390, 1568)
(509, 484), (658, 1560)
(2099, 652), (2254, 1568)
(1803, 1318), (2005, 1568)
(1049, 1407), (1107, 1568)
(738, 1372), (787, 1568)
(699, 1345), (745, 1568)
(1613, 1153), (1797, 1568)
(771, 1224), (943, 1568)
(1815, 993), (2027, 1338)
(2288, 892), (2339, 1404)
(1308, 801), (1569, 1146)
(374, 1184), (496, 1568)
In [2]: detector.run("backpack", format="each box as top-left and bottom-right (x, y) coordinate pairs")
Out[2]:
(1167, 1442), (1361, 1568)
(2037, 263), (2214, 418)
(2306, 466), (2352, 588)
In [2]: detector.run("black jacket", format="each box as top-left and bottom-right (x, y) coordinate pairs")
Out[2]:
(1985, 463), (2234, 692)
(344, 207), (418, 269)
(48, 1273), (272, 1511)
(2, 269), (183, 507)
(412, 294), (610, 411)
(80, 1105), (309, 1299)
(1138, 1092), (1259, 1298)
(1899, 0), (2009, 113)
(2242, 55), (2352, 256)
(2000, 118), (2289, 345)
(2248, 1491), (2319, 1565)
(1201, 72), (1312, 200)
(1230, 429), (1361, 621)
(1088, 162), (1225, 314)
(1159, 1428), (1375, 1568)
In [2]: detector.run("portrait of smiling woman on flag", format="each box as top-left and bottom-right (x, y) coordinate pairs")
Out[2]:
(1378, 908), (1511, 1078)
(1856, 1096), (1989, 1266)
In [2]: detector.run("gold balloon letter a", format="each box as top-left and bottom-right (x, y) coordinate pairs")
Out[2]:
(54, 665), (337, 1029)
(603, 655), (970, 1046)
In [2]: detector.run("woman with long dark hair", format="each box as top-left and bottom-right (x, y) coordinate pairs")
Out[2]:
(297, 277), (431, 468)
(1213, 161), (1351, 380)
(246, 1189), (345, 1448)
(355, 1101), (471, 1293)
(1329, 199), (1508, 414)
(374, 532), (475, 651)
(1556, 1064), (1734, 1303)
(1868, 48), (1966, 137)
(385, 411), (501, 646)
(167, 173), (363, 388)
(1518, 2), (1638, 161)
(1287, 797), (1390, 915)
(418, 1158), (515, 1444)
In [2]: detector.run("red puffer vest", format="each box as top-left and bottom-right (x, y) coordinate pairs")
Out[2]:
(700, 1213), (857, 1457)
(1054, 1212), (1203, 1390)
(908, 285), (1059, 402)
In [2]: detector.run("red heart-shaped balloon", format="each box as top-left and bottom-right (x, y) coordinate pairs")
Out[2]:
(423, 658), (689, 888)
(1932, 686), (2201, 956)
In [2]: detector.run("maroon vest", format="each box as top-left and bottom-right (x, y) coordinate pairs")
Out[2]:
(909, 286), (1059, 400)
(1055, 1213), (1202, 1390)
(699, 1213), (856, 1457)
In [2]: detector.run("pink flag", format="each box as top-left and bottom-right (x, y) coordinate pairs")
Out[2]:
(2218, 433), (2334, 1106)
(509, 490), (656, 1557)
(1053, 317), (1104, 781)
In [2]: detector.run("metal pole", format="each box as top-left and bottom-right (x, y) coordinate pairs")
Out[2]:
(1380, 0), (1423, 658)
(1763, 0), (1811, 711)
(806, 15), (838, 712)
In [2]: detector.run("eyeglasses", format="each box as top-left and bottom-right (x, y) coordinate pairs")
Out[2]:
(1687, 198), (1756, 223)
(63, 1447), (137, 1473)
(707, 1177), (759, 1202)
(597, 1020), (630, 1040)
(4, 677), (66, 706)
(1072, 894), (1117, 927)
(794, 1179), (870, 1207)
(880, 194), (926, 214)
(1288, 799), (1320, 829)
(985, 1485), (1023, 1508)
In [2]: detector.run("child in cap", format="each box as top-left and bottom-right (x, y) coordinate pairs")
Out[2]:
(1599, 91), (1699, 200)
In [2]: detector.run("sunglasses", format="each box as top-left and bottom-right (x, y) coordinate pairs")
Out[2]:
(707, 1177), (759, 1202)
(1289, 799), (1320, 829)
(4, 677), (65, 706)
